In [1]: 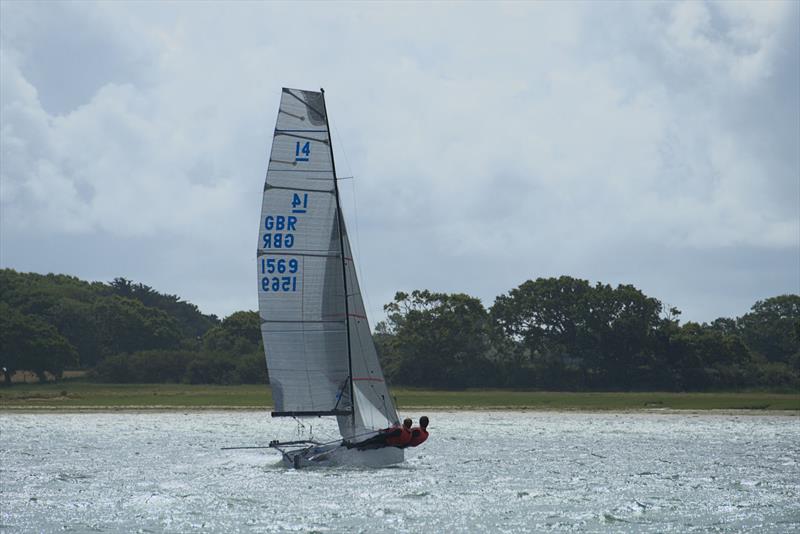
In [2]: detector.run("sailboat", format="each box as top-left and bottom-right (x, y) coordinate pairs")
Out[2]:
(257, 88), (403, 468)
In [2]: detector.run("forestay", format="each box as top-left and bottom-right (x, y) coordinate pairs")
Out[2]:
(257, 88), (399, 439)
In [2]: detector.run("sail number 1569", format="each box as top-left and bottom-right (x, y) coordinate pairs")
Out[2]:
(262, 276), (297, 292)
(260, 258), (299, 293)
(262, 258), (298, 274)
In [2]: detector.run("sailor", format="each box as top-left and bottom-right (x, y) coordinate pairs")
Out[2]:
(384, 418), (413, 447)
(347, 418), (412, 450)
(404, 416), (429, 448)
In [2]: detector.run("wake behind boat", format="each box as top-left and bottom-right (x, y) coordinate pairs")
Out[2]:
(257, 88), (402, 468)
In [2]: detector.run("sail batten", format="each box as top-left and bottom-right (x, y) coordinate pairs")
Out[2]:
(272, 410), (352, 417)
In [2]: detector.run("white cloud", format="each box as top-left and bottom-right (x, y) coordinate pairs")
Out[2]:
(1, 0), (797, 323)
(664, 0), (791, 86)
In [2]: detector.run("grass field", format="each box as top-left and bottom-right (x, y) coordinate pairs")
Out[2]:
(0, 382), (797, 411)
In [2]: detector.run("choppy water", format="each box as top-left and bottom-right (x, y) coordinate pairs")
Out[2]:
(1, 411), (798, 533)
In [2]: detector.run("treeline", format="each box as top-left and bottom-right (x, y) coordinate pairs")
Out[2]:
(0, 270), (265, 385)
(374, 279), (799, 391)
(1, 269), (798, 391)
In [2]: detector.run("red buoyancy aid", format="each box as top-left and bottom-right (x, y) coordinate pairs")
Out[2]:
(407, 427), (428, 447)
(385, 426), (412, 447)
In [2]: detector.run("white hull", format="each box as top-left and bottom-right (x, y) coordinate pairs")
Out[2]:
(279, 442), (404, 469)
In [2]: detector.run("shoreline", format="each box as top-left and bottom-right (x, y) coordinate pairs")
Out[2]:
(2, 384), (797, 413)
(1, 405), (798, 416)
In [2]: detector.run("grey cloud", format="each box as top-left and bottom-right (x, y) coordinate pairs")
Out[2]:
(0, 1), (797, 326)
(1, 2), (158, 115)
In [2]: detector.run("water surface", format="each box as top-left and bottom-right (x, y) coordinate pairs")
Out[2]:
(1, 411), (798, 532)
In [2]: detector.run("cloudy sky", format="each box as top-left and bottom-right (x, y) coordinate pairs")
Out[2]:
(1, 1), (798, 325)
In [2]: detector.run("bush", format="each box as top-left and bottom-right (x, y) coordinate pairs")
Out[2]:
(91, 349), (269, 385)
(93, 350), (199, 383)
(90, 354), (133, 383)
(183, 353), (238, 385)
(756, 361), (800, 389)
(233, 352), (269, 384)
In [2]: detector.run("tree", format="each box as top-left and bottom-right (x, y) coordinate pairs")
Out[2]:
(491, 277), (665, 390)
(233, 352), (269, 384)
(665, 322), (753, 390)
(738, 295), (800, 365)
(381, 290), (496, 388)
(93, 296), (183, 358)
(587, 283), (664, 389)
(0, 270), (209, 369)
(202, 311), (262, 356)
(0, 303), (78, 383)
(0, 303), (24, 384)
(41, 299), (100, 366)
(184, 353), (239, 385)
(109, 277), (218, 338)
(491, 277), (593, 388)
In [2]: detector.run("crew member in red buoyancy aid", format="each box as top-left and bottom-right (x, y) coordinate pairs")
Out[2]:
(345, 418), (412, 450)
(403, 416), (429, 448)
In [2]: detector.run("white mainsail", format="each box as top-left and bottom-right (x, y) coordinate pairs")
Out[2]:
(258, 88), (399, 443)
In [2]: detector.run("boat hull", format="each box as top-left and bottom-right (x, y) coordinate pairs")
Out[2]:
(280, 442), (404, 469)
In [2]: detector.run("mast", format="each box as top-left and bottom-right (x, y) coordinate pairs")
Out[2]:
(320, 88), (356, 429)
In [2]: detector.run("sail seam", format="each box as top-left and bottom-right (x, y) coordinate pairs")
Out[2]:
(264, 184), (335, 193)
(267, 368), (349, 372)
(260, 319), (346, 324)
(267, 169), (334, 173)
(274, 131), (330, 144)
(256, 250), (341, 258)
(259, 331), (345, 335)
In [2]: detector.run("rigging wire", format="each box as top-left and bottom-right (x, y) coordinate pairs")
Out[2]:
(291, 416), (308, 440)
(290, 416), (343, 444)
(331, 118), (387, 432)
(330, 119), (375, 321)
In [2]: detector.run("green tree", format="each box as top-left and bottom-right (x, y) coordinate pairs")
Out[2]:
(202, 311), (262, 356)
(93, 296), (183, 358)
(184, 353), (239, 384)
(41, 299), (100, 366)
(381, 290), (496, 388)
(588, 283), (664, 389)
(0, 270), (206, 370)
(491, 277), (664, 390)
(0, 303), (78, 383)
(109, 278), (218, 338)
(738, 295), (800, 366)
(233, 352), (269, 384)
(92, 350), (194, 383)
(665, 322), (753, 390)
(491, 277), (593, 388)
